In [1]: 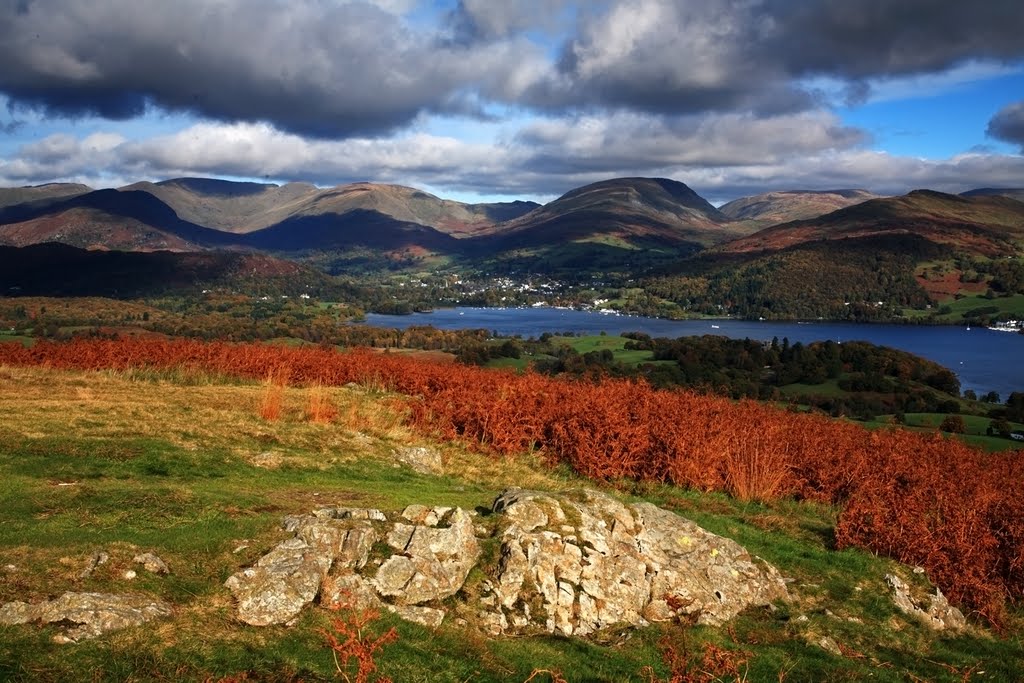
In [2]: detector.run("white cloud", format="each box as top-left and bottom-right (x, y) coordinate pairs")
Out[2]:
(3, 117), (1022, 204)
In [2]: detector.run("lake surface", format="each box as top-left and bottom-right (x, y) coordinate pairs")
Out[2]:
(363, 307), (1024, 399)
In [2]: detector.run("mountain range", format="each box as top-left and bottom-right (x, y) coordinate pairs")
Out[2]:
(1, 176), (1022, 317)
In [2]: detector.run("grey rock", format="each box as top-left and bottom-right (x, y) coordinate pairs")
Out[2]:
(386, 604), (446, 628)
(885, 573), (966, 631)
(373, 509), (480, 605)
(228, 490), (787, 636)
(321, 571), (382, 612)
(392, 446), (443, 475)
(80, 551), (109, 579)
(225, 537), (327, 626)
(482, 489), (789, 636)
(0, 592), (172, 641)
(133, 552), (170, 575)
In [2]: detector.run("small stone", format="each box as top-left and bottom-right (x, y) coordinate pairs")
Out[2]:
(123, 570), (137, 580)
(913, 566), (926, 575)
(817, 636), (842, 656)
(80, 552), (109, 579)
(133, 552), (170, 575)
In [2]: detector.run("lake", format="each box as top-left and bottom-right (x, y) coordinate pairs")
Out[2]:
(363, 307), (1024, 399)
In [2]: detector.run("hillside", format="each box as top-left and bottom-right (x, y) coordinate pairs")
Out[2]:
(0, 243), (342, 298)
(482, 177), (739, 247)
(466, 177), (755, 273)
(0, 182), (92, 209)
(124, 178), (538, 236)
(961, 187), (1024, 202)
(120, 178), (321, 233)
(0, 189), (233, 251)
(719, 190), (1024, 256)
(0, 340), (1021, 681)
(646, 190), (1024, 320)
(718, 189), (880, 226)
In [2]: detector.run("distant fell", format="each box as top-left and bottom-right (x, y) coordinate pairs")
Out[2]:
(0, 189), (232, 251)
(123, 178), (538, 236)
(479, 177), (747, 250)
(719, 189), (880, 225)
(0, 183), (92, 210)
(720, 189), (1024, 256)
(961, 187), (1024, 202)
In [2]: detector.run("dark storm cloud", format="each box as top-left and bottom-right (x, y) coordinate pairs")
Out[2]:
(987, 101), (1024, 150)
(1, 0), (1022, 138)
(524, 0), (1024, 115)
(0, 0), (532, 138)
(771, 0), (1024, 79)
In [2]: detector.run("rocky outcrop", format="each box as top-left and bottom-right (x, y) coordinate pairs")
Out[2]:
(479, 489), (788, 636)
(0, 592), (172, 642)
(885, 573), (966, 632)
(225, 489), (788, 636)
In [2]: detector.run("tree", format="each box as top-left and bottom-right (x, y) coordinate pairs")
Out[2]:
(939, 415), (966, 434)
(990, 417), (1012, 438)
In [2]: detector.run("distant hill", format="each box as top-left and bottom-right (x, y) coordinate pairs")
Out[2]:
(961, 187), (1024, 202)
(475, 177), (750, 253)
(123, 178), (538, 237)
(0, 183), (92, 210)
(720, 190), (1024, 256)
(0, 189), (232, 251)
(0, 243), (343, 298)
(718, 189), (880, 226)
(646, 190), (1024, 320)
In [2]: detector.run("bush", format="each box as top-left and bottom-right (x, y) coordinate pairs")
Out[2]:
(939, 415), (966, 433)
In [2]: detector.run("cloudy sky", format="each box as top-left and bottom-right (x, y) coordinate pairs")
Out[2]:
(0, 0), (1022, 203)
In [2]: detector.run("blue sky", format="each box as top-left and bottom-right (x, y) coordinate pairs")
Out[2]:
(1, 0), (1022, 204)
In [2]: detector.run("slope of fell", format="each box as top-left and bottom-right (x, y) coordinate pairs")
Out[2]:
(961, 187), (1024, 202)
(125, 179), (539, 237)
(0, 182), (93, 210)
(121, 178), (321, 233)
(0, 189), (235, 251)
(719, 189), (880, 225)
(478, 177), (748, 250)
(720, 190), (1024, 256)
(0, 243), (335, 298)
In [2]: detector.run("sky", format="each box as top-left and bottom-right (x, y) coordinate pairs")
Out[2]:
(0, 0), (1022, 204)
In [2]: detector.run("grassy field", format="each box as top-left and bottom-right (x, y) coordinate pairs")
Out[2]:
(904, 293), (1024, 322)
(880, 413), (1024, 452)
(1, 364), (1022, 681)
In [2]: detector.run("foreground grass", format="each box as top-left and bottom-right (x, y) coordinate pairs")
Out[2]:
(1, 365), (1022, 681)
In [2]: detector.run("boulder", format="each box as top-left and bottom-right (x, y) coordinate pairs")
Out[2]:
(0, 592), (172, 642)
(373, 508), (481, 605)
(225, 517), (378, 626)
(392, 446), (443, 475)
(482, 489), (789, 636)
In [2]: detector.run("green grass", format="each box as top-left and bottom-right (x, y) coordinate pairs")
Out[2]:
(553, 334), (660, 365)
(1, 365), (1022, 681)
(865, 413), (1024, 452)
(907, 293), (1024, 322)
